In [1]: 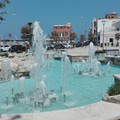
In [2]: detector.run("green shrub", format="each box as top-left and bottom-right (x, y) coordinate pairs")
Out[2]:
(108, 83), (120, 96)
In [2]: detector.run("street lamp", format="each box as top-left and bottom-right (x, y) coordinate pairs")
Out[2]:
(102, 20), (106, 50)
(28, 22), (33, 48)
(9, 14), (15, 46)
(12, 14), (15, 42)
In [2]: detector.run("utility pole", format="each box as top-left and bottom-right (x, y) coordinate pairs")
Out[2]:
(102, 20), (106, 50)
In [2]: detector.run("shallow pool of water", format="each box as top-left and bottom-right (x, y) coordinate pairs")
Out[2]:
(0, 60), (119, 114)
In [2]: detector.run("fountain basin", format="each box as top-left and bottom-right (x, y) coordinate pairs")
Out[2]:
(0, 60), (119, 114)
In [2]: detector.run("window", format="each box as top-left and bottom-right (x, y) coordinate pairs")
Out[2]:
(116, 28), (119, 31)
(109, 38), (113, 42)
(4, 45), (9, 47)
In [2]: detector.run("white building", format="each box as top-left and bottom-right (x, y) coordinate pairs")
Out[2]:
(92, 12), (120, 48)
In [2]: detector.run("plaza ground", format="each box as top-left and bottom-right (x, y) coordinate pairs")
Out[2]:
(67, 46), (120, 55)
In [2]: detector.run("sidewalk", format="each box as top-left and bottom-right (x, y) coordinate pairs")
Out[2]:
(1, 101), (120, 120)
(67, 46), (120, 55)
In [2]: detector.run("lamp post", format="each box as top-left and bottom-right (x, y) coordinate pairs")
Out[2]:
(9, 14), (15, 46)
(12, 14), (16, 44)
(28, 22), (33, 48)
(102, 20), (106, 50)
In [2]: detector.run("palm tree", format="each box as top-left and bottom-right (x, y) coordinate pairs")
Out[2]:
(115, 33), (120, 46)
(0, 0), (10, 23)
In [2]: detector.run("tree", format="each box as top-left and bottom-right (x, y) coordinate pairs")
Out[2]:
(51, 31), (59, 41)
(21, 23), (33, 47)
(0, 0), (10, 23)
(115, 33), (120, 46)
(70, 32), (77, 42)
(80, 34), (86, 43)
(88, 31), (94, 42)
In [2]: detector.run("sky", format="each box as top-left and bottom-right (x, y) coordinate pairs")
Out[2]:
(0, 0), (120, 39)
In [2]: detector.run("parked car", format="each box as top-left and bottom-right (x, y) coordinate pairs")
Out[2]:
(54, 44), (66, 49)
(83, 40), (91, 46)
(10, 45), (26, 53)
(75, 40), (91, 47)
(0, 45), (11, 52)
(47, 46), (54, 50)
(75, 42), (83, 47)
(63, 43), (71, 48)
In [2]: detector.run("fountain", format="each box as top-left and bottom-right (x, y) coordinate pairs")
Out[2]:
(0, 22), (119, 114)
(0, 21), (58, 111)
(30, 21), (47, 108)
(1, 58), (11, 81)
(74, 42), (110, 76)
(10, 74), (15, 95)
(61, 53), (74, 102)
(29, 21), (59, 109)
(1, 58), (11, 106)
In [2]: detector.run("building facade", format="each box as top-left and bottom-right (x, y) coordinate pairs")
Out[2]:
(92, 12), (120, 48)
(53, 23), (72, 41)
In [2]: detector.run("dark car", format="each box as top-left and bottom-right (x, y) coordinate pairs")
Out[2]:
(75, 42), (83, 47)
(10, 45), (27, 53)
(47, 46), (54, 50)
(83, 40), (91, 46)
(54, 44), (66, 49)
